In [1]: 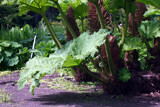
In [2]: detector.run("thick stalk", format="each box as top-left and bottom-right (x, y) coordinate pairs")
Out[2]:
(120, 0), (130, 50)
(43, 15), (62, 49)
(95, 3), (115, 75)
(54, 1), (77, 38)
(98, 48), (110, 74)
(79, 65), (107, 85)
(95, 4), (105, 29)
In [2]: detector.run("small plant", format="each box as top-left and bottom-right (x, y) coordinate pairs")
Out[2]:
(0, 89), (12, 103)
(0, 41), (29, 70)
(118, 68), (131, 82)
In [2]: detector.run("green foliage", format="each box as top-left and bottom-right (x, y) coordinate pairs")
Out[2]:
(0, 2), (33, 28)
(30, 40), (57, 57)
(57, 0), (87, 20)
(138, 20), (160, 39)
(0, 41), (28, 70)
(118, 68), (131, 82)
(123, 37), (142, 51)
(0, 89), (12, 103)
(104, 0), (137, 14)
(18, 0), (53, 16)
(144, 9), (160, 18)
(136, 0), (160, 9)
(0, 24), (48, 47)
(18, 29), (110, 95)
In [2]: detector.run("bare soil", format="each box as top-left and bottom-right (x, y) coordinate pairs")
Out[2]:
(1, 71), (160, 107)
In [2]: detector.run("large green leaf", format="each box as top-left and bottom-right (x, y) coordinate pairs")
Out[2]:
(18, 55), (65, 91)
(138, 20), (160, 39)
(63, 55), (83, 67)
(71, 29), (110, 59)
(56, 0), (87, 19)
(18, 29), (110, 94)
(8, 56), (19, 66)
(123, 37), (142, 51)
(144, 9), (160, 17)
(136, 0), (160, 9)
(19, 0), (53, 16)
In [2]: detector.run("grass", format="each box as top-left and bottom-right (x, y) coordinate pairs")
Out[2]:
(0, 89), (12, 103)
(40, 76), (103, 94)
(0, 71), (12, 77)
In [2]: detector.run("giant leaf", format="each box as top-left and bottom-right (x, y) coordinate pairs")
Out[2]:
(18, 55), (65, 91)
(123, 37), (142, 51)
(136, 0), (160, 9)
(144, 9), (160, 18)
(18, 0), (53, 16)
(18, 29), (110, 94)
(138, 20), (160, 39)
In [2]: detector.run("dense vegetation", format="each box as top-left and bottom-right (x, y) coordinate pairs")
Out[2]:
(1, 0), (160, 95)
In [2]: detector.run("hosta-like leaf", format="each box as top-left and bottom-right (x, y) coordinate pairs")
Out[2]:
(10, 41), (22, 48)
(4, 51), (13, 57)
(7, 56), (19, 66)
(138, 20), (160, 39)
(0, 41), (11, 47)
(123, 37), (142, 51)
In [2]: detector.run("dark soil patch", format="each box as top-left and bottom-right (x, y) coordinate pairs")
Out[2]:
(1, 71), (160, 107)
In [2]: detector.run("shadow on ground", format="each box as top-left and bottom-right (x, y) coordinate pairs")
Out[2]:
(27, 91), (160, 107)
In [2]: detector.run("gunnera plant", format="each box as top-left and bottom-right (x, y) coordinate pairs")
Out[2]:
(87, 0), (121, 80)
(125, 2), (147, 71)
(66, 6), (80, 41)
(66, 6), (97, 82)
(87, 0), (111, 34)
(100, 35), (122, 72)
(128, 2), (148, 36)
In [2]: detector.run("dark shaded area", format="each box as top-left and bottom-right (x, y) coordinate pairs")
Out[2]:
(27, 92), (157, 107)
(105, 71), (160, 96)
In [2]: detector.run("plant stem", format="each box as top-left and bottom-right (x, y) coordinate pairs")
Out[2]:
(119, 9), (125, 30)
(95, 4), (105, 29)
(81, 19), (84, 32)
(54, 1), (77, 38)
(79, 65), (107, 85)
(43, 15), (62, 49)
(105, 40), (115, 75)
(120, 0), (130, 50)
(113, 13), (121, 33)
(95, 3), (115, 75)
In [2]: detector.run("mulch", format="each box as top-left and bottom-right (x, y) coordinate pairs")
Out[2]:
(0, 71), (160, 107)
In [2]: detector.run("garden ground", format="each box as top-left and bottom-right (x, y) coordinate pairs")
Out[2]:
(1, 71), (160, 107)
